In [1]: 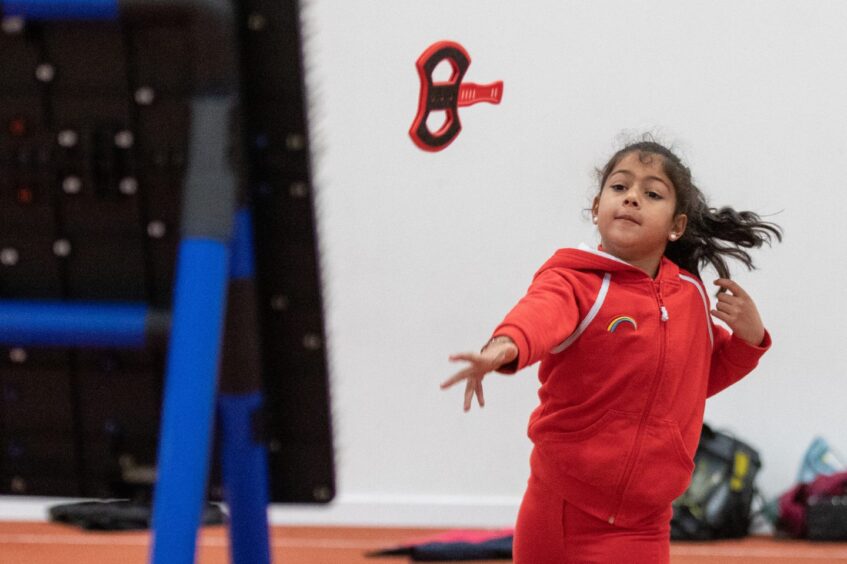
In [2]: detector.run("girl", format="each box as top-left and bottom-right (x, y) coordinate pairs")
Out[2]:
(441, 139), (781, 563)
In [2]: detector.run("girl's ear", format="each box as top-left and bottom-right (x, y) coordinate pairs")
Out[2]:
(670, 213), (688, 240)
(591, 196), (600, 218)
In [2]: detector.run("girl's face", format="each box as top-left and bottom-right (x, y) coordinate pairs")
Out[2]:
(592, 152), (687, 265)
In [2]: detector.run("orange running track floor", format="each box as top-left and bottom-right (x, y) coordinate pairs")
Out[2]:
(1, 521), (846, 563)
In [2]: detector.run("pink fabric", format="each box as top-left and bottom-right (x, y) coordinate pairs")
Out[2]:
(393, 527), (514, 547)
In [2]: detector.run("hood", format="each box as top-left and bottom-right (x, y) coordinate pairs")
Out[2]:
(535, 243), (681, 282)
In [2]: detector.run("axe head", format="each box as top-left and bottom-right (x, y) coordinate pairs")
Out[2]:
(409, 41), (471, 152)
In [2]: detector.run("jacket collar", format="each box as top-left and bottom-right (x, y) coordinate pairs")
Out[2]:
(577, 243), (681, 285)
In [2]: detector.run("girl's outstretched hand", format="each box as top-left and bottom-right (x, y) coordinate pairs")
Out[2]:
(441, 338), (518, 412)
(711, 279), (766, 346)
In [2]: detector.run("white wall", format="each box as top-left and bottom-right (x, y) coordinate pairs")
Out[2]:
(287, 0), (847, 527)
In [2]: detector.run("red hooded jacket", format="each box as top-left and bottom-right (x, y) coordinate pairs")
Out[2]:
(492, 246), (771, 528)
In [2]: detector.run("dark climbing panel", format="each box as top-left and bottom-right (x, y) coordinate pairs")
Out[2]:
(0, 0), (334, 503)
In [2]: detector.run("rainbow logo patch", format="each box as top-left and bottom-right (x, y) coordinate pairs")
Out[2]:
(607, 316), (637, 333)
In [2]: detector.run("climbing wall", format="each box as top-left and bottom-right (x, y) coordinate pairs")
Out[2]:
(0, 0), (334, 503)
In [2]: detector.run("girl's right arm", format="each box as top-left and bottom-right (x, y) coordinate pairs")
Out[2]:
(486, 268), (581, 372)
(440, 268), (580, 411)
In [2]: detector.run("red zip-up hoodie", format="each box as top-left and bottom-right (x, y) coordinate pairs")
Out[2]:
(492, 246), (771, 528)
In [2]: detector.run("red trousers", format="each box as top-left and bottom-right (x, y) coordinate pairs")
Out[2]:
(514, 475), (671, 563)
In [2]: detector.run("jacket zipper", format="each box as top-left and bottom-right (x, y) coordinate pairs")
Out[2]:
(607, 281), (668, 525)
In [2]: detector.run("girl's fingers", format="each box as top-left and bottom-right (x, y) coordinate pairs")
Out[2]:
(440, 367), (473, 389)
(713, 278), (748, 297)
(443, 351), (490, 410)
(448, 352), (479, 363)
(710, 309), (731, 324)
(715, 292), (740, 305)
(464, 379), (475, 412)
(715, 301), (737, 315)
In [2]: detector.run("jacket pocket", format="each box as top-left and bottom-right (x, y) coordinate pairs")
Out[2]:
(623, 419), (696, 509)
(536, 409), (640, 491)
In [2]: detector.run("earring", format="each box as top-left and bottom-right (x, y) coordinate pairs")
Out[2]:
(592, 216), (598, 224)
(669, 233), (678, 240)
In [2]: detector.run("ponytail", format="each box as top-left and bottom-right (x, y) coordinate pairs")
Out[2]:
(665, 205), (782, 279)
(597, 137), (783, 279)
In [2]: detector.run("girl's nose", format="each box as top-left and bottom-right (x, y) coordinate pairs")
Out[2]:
(623, 194), (640, 208)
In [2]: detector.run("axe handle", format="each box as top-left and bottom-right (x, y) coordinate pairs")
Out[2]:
(458, 81), (503, 106)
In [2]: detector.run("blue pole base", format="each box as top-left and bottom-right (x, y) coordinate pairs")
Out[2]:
(149, 239), (229, 564)
(219, 392), (271, 564)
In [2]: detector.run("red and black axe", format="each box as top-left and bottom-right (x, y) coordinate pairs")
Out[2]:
(409, 41), (503, 152)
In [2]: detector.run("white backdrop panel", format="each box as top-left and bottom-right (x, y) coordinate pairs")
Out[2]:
(294, 0), (847, 525)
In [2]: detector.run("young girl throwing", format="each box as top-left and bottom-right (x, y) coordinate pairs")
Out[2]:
(441, 139), (781, 563)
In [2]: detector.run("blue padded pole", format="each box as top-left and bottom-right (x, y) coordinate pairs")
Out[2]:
(150, 91), (238, 563)
(217, 206), (271, 564)
(0, 300), (149, 347)
(218, 393), (271, 564)
(1, 0), (118, 20)
(150, 239), (229, 564)
(229, 208), (256, 280)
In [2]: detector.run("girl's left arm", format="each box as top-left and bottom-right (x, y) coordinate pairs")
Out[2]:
(711, 279), (765, 346)
(706, 278), (772, 397)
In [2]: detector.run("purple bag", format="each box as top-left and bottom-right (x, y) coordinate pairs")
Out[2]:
(778, 471), (847, 538)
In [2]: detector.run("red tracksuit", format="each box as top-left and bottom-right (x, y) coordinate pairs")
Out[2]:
(491, 246), (771, 563)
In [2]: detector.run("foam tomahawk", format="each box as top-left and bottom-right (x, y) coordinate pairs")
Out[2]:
(409, 41), (503, 152)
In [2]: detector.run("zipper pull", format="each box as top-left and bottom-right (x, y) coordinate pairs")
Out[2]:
(654, 282), (669, 322)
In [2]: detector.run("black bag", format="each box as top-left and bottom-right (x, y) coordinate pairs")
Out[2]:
(671, 424), (761, 540)
(49, 500), (225, 531)
(806, 495), (847, 541)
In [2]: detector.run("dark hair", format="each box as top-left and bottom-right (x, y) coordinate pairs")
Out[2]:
(596, 137), (782, 279)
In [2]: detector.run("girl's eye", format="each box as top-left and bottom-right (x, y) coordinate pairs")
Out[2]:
(646, 191), (663, 200)
(611, 184), (626, 192)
